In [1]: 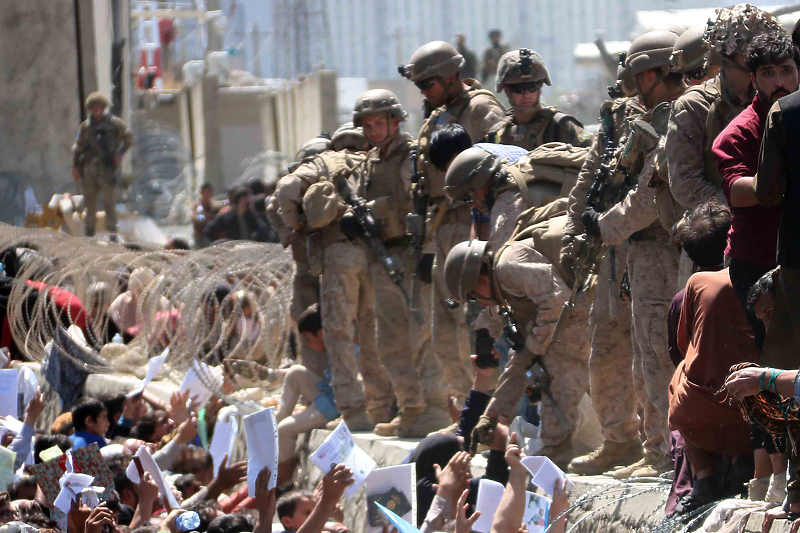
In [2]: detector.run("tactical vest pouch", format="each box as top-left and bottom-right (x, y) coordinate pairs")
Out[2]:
(521, 142), (589, 198)
(368, 197), (405, 242)
(302, 181), (345, 230)
(503, 198), (571, 283)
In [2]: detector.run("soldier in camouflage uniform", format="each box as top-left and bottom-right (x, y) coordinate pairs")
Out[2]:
(485, 49), (593, 150)
(666, 4), (781, 211)
(273, 129), (396, 430)
(443, 145), (566, 252)
(348, 89), (451, 437)
(72, 92), (134, 238)
(581, 31), (687, 478)
(400, 41), (506, 401)
(267, 137), (331, 378)
(671, 24), (719, 87)
(443, 218), (593, 467)
(560, 93), (648, 475)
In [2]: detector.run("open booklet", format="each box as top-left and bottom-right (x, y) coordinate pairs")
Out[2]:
(310, 421), (376, 498)
(473, 479), (551, 533)
(365, 463), (416, 533)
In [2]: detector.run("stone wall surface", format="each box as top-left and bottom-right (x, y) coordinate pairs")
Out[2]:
(0, 1), (82, 210)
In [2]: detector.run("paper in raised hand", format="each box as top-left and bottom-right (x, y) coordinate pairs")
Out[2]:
(243, 407), (278, 495)
(310, 421), (376, 498)
(521, 456), (573, 496)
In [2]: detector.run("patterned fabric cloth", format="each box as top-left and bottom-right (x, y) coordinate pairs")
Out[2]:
(474, 142), (527, 164)
(43, 327), (108, 410)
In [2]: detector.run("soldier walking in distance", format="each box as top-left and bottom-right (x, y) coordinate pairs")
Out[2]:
(72, 92), (133, 239)
(400, 40), (505, 402)
(485, 49), (592, 150)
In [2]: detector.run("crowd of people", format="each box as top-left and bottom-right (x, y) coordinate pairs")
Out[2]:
(7, 2), (800, 533)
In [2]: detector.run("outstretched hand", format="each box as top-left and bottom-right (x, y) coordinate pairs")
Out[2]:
(455, 488), (480, 533)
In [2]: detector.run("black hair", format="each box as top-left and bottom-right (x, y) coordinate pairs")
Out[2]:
(676, 201), (732, 270)
(793, 18), (800, 50)
(429, 124), (473, 172)
(71, 398), (107, 432)
(167, 238), (190, 250)
(247, 179), (267, 196)
(104, 394), (126, 425)
(200, 182), (214, 192)
(747, 268), (778, 315)
(172, 445), (214, 476)
(7, 475), (37, 500)
(131, 410), (168, 442)
(297, 303), (322, 334)
(186, 500), (222, 533)
(34, 434), (72, 463)
(231, 186), (251, 205)
(175, 473), (199, 494)
(276, 490), (315, 520)
(206, 514), (253, 533)
(111, 464), (136, 499)
(746, 32), (799, 74)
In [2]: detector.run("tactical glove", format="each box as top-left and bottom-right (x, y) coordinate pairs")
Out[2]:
(582, 208), (602, 238)
(470, 415), (498, 455)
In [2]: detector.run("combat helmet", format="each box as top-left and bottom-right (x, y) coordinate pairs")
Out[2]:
(444, 240), (490, 302)
(496, 48), (552, 93)
(331, 122), (369, 152)
(704, 3), (783, 66)
(443, 148), (503, 204)
(352, 89), (408, 127)
(400, 41), (465, 82)
(294, 135), (332, 162)
(85, 91), (110, 109)
(671, 24), (710, 74)
(626, 30), (680, 102)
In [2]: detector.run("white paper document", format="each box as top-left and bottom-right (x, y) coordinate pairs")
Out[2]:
(127, 348), (169, 398)
(473, 479), (552, 533)
(179, 361), (223, 407)
(0, 369), (18, 419)
(365, 464), (416, 533)
(310, 421), (376, 498)
(521, 456), (574, 496)
(126, 445), (181, 509)
(473, 479), (505, 533)
(243, 407), (278, 496)
(210, 417), (238, 477)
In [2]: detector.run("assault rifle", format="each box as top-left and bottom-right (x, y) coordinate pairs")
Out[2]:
(336, 179), (425, 325)
(549, 107), (659, 343)
(407, 147), (430, 313)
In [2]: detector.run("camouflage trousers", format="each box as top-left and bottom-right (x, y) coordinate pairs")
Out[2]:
(588, 243), (640, 444)
(289, 268), (325, 377)
(430, 210), (474, 400)
(81, 165), (117, 235)
(628, 239), (679, 456)
(372, 244), (446, 413)
(487, 299), (592, 447)
(319, 242), (394, 418)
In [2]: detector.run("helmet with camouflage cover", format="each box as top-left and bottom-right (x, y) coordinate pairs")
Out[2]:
(352, 89), (408, 127)
(496, 48), (552, 93)
(294, 135), (332, 162)
(704, 4), (783, 63)
(443, 147), (503, 204)
(626, 30), (680, 76)
(401, 41), (465, 81)
(85, 91), (110, 109)
(671, 24), (710, 74)
(444, 240), (490, 302)
(330, 122), (369, 152)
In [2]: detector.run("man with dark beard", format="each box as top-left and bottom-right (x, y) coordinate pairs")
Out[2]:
(710, 31), (798, 504)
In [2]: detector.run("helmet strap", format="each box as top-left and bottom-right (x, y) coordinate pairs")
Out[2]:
(638, 70), (667, 108)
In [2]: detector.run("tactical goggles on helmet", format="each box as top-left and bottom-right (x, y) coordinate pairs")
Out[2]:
(684, 67), (708, 81)
(415, 78), (437, 91)
(507, 81), (543, 94)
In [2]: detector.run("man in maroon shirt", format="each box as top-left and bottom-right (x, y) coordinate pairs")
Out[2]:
(711, 31), (798, 504)
(712, 32), (799, 351)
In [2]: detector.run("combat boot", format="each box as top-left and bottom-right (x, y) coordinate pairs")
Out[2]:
(325, 411), (374, 432)
(568, 440), (644, 475)
(368, 404), (396, 425)
(535, 439), (576, 470)
(397, 405), (452, 438)
(609, 451), (671, 479)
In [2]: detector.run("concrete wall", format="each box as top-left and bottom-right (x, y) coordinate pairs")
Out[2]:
(218, 88), (273, 187)
(0, 0), (114, 220)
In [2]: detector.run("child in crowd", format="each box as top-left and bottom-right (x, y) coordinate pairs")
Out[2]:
(69, 398), (110, 450)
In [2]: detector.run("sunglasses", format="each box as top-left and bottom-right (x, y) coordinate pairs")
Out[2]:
(507, 82), (542, 94)
(460, 193), (474, 204)
(414, 78), (436, 91)
(684, 68), (707, 81)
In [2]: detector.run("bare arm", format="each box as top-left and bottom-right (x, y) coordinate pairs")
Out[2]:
(297, 465), (354, 533)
